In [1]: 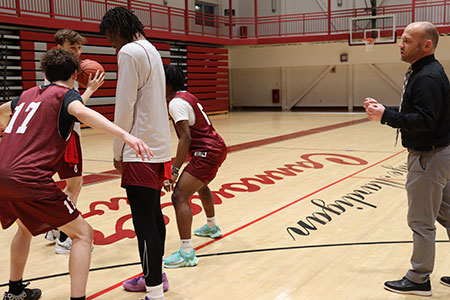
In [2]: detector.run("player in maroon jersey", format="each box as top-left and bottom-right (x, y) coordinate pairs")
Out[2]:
(47, 29), (105, 254)
(163, 65), (227, 268)
(0, 29), (105, 254)
(0, 48), (151, 300)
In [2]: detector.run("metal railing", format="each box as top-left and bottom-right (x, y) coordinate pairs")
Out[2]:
(1, 0), (450, 42)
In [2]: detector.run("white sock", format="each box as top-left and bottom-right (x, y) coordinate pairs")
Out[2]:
(180, 239), (193, 254)
(146, 283), (164, 300)
(207, 216), (216, 228)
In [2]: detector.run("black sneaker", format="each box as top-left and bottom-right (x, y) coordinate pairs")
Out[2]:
(384, 276), (431, 296)
(2, 283), (42, 300)
(440, 276), (450, 287)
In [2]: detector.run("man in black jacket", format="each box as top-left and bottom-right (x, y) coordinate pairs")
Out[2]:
(365, 21), (450, 296)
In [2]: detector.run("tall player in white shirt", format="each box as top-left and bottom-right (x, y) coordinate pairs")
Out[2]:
(100, 7), (171, 300)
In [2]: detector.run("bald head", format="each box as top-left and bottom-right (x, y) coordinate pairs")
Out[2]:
(406, 21), (439, 50)
(399, 22), (438, 64)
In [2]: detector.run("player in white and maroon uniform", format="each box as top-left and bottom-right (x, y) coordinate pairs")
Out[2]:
(44, 29), (104, 254)
(163, 65), (227, 269)
(0, 48), (151, 300)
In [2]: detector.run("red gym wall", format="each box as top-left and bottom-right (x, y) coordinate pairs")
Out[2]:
(17, 30), (229, 120)
(186, 46), (228, 113)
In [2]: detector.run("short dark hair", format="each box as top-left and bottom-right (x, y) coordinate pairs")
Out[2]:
(99, 7), (145, 42)
(41, 48), (80, 82)
(55, 29), (87, 45)
(164, 65), (185, 92)
(422, 22), (439, 49)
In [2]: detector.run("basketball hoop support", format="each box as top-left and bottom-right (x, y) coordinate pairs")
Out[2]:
(349, 14), (396, 47)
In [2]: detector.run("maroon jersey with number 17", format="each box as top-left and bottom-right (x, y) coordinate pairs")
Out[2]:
(0, 85), (72, 202)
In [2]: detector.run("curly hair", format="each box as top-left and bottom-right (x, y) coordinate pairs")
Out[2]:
(40, 48), (80, 82)
(164, 65), (185, 92)
(55, 28), (87, 46)
(99, 7), (145, 42)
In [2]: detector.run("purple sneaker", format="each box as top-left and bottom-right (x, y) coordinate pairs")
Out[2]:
(162, 272), (169, 292)
(123, 275), (145, 292)
(123, 273), (169, 292)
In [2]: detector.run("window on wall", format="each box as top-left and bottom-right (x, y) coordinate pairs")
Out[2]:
(195, 2), (217, 27)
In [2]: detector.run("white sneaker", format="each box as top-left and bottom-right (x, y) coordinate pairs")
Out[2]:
(55, 237), (94, 254)
(45, 229), (60, 242)
(55, 237), (72, 254)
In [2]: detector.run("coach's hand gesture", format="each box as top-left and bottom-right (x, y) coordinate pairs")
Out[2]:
(366, 103), (385, 122)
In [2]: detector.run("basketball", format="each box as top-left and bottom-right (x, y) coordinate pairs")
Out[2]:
(77, 59), (104, 88)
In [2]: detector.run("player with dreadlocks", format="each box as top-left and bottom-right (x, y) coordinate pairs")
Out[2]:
(99, 7), (171, 300)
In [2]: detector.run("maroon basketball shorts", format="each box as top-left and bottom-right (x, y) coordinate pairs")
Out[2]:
(0, 179), (80, 236)
(121, 162), (167, 190)
(184, 145), (227, 184)
(58, 132), (83, 179)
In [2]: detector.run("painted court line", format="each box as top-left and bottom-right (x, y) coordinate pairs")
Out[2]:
(88, 129), (405, 300)
(6, 236), (448, 290)
(227, 118), (368, 152)
(87, 151), (406, 299)
(195, 149), (407, 251)
(58, 118), (369, 189)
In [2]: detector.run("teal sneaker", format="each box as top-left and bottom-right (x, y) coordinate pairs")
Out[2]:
(164, 248), (199, 268)
(194, 224), (222, 238)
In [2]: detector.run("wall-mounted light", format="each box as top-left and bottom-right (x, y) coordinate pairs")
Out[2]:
(337, 0), (343, 7)
(163, 0), (168, 5)
(271, 0), (276, 12)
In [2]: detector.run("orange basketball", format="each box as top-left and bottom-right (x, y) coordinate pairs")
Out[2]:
(77, 59), (104, 88)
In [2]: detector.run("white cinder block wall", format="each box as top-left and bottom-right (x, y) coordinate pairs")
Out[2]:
(228, 36), (450, 109)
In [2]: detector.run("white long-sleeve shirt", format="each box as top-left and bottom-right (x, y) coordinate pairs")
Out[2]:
(113, 39), (171, 163)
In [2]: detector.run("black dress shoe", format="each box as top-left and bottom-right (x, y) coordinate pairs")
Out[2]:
(441, 276), (450, 287)
(384, 276), (431, 296)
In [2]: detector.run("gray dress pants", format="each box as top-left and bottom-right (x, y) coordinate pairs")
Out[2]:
(405, 145), (450, 283)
